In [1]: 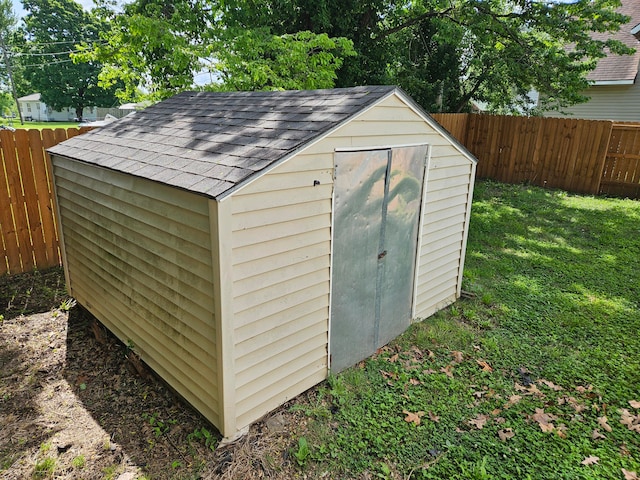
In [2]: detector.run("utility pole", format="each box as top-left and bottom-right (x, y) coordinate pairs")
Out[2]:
(0, 31), (23, 124)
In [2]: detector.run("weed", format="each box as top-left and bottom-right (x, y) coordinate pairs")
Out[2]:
(58, 298), (76, 312)
(291, 437), (310, 469)
(71, 455), (86, 469)
(102, 464), (118, 480)
(187, 426), (216, 451)
(142, 412), (176, 437)
(33, 457), (55, 478)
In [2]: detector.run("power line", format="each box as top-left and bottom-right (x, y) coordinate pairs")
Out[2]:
(19, 58), (78, 67)
(12, 48), (90, 57)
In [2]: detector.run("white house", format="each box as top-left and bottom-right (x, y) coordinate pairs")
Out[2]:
(17, 93), (132, 122)
(545, 0), (640, 122)
(17, 93), (98, 122)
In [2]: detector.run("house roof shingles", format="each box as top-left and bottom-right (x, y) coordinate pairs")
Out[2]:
(588, 0), (640, 83)
(48, 86), (397, 199)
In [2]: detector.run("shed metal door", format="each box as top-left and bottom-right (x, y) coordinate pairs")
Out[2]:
(330, 145), (428, 372)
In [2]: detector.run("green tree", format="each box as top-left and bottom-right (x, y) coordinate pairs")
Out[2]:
(18, 0), (120, 120)
(76, 0), (355, 100)
(0, 0), (20, 120)
(227, 0), (633, 113)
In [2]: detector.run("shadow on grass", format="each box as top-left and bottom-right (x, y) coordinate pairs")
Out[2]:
(464, 180), (640, 397)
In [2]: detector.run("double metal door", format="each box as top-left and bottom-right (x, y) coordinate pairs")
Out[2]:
(330, 145), (428, 372)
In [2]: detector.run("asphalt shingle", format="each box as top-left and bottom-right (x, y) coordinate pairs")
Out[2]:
(48, 86), (397, 199)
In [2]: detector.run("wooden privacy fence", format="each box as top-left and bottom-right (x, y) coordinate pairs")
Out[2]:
(600, 123), (640, 198)
(3, 117), (639, 276)
(1, 127), (90, 276)
(432, 113), (640, 198)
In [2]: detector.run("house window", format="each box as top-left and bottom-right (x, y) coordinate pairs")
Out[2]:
(27, 104), (31, 112)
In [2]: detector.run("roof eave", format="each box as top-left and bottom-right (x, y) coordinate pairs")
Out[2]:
(215, 86), (401, 201)
(590, 79), (636, 85)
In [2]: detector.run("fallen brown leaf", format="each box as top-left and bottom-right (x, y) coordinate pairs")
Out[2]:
(498, 428), (515, 441)
(505, 394), (522, 408)
(581, 456), (599, 466)
(403, 410), (424, 425)
(622, 468), (638, 480)
(597, 416), (612, 432)
(532, 408), (557, 432)
(380, 370), (397, 380)
(468, 414), (489, 430)
(409, 378), (421, 386)
(619, 408), (640, 432)
(538, 379), (564, 391)
(591, 429), (606, 440)
(515, 383), (543, 396)
(451, 351), (464, 363)
(575, 385), (593, 393)
(558, 396), (587, 413)
(539, 422), (555, 433)
(629, 400), (640, 409)
(476, 359), (493, 372)
(555, 424), (567, 438)
(389, 353), (399, 363)
(428, 411), (440, 423)
(440, 365), (454, 378)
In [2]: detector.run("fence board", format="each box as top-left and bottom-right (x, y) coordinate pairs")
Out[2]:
(1, 130), (34, 273)
(0, 127), (91, 276)
(432, 114), (620, 196)
(27, 129), (59, 267)
(431, 113), (469, 143)
(600, 124), (640, 198)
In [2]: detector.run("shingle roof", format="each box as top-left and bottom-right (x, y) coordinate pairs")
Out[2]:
(587, 0), (640, 83)
(48, 86), (397, 199)
(18, 93), (41, 102)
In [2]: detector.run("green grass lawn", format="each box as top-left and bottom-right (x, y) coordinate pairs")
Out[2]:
(5, 121), (81, 130)
(295, 180), (640, 479)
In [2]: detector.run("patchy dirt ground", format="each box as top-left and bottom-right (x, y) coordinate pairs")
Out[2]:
(0, 268), (311, 479)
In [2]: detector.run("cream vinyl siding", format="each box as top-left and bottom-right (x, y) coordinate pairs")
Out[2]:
(415, 159), (475, 318)
(230, 154), (333, 429)
(53, 157), (220, 426)
(545, 81), (640, 122)
(227, 92), (474, 431)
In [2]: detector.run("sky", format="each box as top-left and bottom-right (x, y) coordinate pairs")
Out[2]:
(11, 0), (96, 20)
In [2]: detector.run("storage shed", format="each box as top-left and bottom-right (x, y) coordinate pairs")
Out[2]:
(48, 86), (477, 438)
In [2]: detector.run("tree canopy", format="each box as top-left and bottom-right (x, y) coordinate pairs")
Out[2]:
(227, 0), (633, 113)
(74, 0), (632, 113)
(17, 0), (120, 120)
(75, 0), (355, 102)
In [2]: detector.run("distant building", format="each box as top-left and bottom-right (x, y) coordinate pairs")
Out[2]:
(17, 93), (132, 122)
(545, 0), (640, 122)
